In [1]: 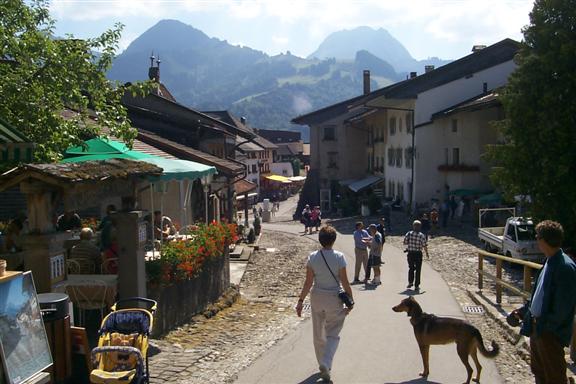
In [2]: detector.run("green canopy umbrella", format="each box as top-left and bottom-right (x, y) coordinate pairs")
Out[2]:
(64, 137), (132, 156)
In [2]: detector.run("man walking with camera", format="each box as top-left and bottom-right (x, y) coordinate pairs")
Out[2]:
(507, 220), (576, 384)
(403, 220), (429, 292)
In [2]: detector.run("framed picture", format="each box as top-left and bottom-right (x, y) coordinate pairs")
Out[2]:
(70, 326), (91, 372)
(0, 272), (52, 384)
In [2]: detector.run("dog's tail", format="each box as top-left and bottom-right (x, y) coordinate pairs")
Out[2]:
(473, 328), (499, 358)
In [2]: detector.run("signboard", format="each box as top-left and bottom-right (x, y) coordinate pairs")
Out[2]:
(0, 272), (52, 384)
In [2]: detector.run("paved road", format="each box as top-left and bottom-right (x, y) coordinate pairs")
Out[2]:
(235, 214), (503, 383)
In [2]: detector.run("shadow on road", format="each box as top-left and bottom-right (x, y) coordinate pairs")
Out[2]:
(296, 372), (327, 383)
(398, 290), (426, 296)
(384, 378), (441, 384)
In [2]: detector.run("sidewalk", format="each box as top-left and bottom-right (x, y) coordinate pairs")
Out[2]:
(235, 225), (503, 383)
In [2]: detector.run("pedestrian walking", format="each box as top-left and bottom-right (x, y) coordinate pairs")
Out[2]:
(314, 206), (322, 232)
(456, 199), (465, 225)
(440, 200), (449, 228)
(507, 221), (576, 384)
(420, 213), (430, 240)
(296, 225), (353, 383)
(271, 203), (277, 217)
(310, 206), (320, 233)
(430, 208), (439, 235)
(352, 222), (370, 284)
(403, 220), (429, 292)
(363, 224), (383, 285)
(449, 196), (457, 220)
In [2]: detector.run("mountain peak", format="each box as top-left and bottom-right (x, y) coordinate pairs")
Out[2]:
(308, 26), (416, 72)
(125, 19), (212, 54)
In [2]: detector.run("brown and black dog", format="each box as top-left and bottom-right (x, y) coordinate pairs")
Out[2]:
(392, 297), (499, 384)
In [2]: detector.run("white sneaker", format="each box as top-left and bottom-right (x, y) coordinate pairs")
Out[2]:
(319, 365), (331, 382)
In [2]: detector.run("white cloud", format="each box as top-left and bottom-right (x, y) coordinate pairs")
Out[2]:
(50, 0), (534, 58)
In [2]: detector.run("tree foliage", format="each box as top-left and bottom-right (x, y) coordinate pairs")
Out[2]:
(487, 0), (576, 243)
(0, 0), (148, 162)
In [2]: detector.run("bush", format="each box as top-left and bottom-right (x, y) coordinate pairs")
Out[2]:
(146, 221), (238, 285)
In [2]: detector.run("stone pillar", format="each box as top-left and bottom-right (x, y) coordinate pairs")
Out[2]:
(112, 211), (148, 299)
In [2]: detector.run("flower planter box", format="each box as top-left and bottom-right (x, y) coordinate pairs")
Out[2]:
(147, 249), (230, 337)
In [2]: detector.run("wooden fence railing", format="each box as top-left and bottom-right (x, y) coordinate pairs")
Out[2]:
(478, 250), (543, 304)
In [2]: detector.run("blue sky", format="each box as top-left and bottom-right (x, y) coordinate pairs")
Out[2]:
(49, 0), (534, 60)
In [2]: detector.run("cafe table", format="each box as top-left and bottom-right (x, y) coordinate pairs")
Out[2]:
(52, 274), (117, 308)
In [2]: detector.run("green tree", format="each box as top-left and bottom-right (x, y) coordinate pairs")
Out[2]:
(487, 0), (576, 243)
(0, 0), (148, 162)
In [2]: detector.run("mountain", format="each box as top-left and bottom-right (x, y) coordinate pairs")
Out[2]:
(308, 26), (451, 74)
(108, 21), (447, 140)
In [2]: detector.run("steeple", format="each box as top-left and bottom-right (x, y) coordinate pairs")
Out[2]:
(148, 51), (160, 82)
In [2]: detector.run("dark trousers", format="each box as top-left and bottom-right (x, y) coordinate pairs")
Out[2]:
(407, 251), (423, 287)
(530, 329), (568, 384)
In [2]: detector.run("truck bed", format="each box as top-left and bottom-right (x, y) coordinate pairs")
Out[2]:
(478, 227), (504, 247)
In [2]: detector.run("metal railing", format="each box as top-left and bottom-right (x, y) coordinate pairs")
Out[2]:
(478, 250), (543, 304)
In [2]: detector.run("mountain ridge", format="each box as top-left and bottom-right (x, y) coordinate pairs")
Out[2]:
(108, 20), (451, 140)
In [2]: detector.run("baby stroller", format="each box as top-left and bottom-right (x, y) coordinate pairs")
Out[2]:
(90, 297), (157, 384)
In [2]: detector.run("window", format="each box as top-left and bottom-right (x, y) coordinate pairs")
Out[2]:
(444, 148), (449, 165)
(398, 183), (404, 200)
(389, 117), (397, 135)
(399, 117), (403, 132)
(452, 148), (460, 165)
(396, 148), (403, 167)
(451, 119), (458, 133)
(252, 164), (257, 173)
(405, 148), (413, 169)
(405, 113), (412, 133)
(506, 224), (517, 242)
(388, 147), (395, 166)
(375, 156), (380, 169)
(323, 126), (336, 141)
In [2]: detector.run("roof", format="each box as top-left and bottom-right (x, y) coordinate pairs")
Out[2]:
(367, 39), (519, 100)
(0, 159), (162, 192)
(257, 129), (301, 142)
(292, 38), (519, 126)
(203, 111), (255, 138)
(348, 175), (383, 193)
(431, 91), (501, 119)
(0, 116), (31, 144)
(252, 135), (278, 150)
(276, 145), (297, 156)
(123, 93), (252, 139)
(154, 83), (177, 102)
(234, 179), (257, 195)
(137, 130), (245, 176)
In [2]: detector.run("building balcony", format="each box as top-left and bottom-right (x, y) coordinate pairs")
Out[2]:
(437, 164), (480, 172)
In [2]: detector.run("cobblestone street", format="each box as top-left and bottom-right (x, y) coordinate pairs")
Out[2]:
(148, 229), (316, 384)
(148, 205), (571, 384)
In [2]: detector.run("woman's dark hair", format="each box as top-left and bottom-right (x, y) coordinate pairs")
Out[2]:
(535, 220), (564, 248)
(319, 225), (337, 247)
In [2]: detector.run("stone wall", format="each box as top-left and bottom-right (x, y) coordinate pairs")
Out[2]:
(147, 250), (230, 337)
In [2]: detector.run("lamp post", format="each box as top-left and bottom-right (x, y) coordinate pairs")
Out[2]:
(201, 174), (213, 224)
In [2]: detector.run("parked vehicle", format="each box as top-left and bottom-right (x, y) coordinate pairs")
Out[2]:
(478, 208), (543, 262)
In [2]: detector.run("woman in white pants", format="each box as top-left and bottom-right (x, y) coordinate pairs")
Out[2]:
(296, 225), (354, 382)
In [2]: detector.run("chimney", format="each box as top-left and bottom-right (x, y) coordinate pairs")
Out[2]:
(424, 65), (435, 73)
(363, 70), (371, 95)
(148, 52), (160, 82)
(410, 71), (417, 79)
(240, 116), (247, 125)
(472, 45), (486, 53)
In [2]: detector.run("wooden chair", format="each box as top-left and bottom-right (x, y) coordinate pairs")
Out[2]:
(68, 258), (96, 274)
(66, 259), (81, 274)
(65, 279), (108, 327)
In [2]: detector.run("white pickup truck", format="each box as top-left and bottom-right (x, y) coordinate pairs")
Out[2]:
(478, 208), (543, 261)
